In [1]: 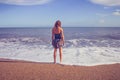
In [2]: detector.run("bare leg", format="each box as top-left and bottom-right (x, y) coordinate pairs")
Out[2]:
(59, 47), (62, 63)
(54, 48), (57, 64)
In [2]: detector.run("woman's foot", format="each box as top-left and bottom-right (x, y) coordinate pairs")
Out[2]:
(54, 61), (56, 64)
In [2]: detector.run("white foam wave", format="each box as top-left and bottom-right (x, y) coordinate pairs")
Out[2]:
(0, 39), (120, 66)
(66, 39), (120, 47)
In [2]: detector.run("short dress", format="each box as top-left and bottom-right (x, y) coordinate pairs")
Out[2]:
(52, 33), (63, 48)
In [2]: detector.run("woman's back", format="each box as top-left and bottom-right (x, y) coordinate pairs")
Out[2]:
(52, 27), (63, 34)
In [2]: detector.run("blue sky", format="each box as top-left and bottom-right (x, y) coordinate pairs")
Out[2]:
(0, 0), (120, 27)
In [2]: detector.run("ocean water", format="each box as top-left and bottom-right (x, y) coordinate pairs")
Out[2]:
(0, 27), (120, 66)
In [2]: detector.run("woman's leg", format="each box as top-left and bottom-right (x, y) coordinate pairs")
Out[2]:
(59, 47), (62, 63)
(54, 48), (57, 64)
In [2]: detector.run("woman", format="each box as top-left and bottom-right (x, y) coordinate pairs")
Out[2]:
(52, 20), (64, 64)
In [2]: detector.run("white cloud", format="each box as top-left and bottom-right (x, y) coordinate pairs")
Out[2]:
(0, 0), (53, 5)
(113, 9), (120, 16)
(90, 0), (120, 6)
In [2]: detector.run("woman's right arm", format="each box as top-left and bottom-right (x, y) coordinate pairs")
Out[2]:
(61, 28), (65, 45)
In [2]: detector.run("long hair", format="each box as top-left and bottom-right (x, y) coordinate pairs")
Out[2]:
(54, 20), (61, 28)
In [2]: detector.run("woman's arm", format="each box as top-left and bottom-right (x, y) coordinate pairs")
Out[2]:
(52, 28), (54, 40)
(61, 28), (65, 45)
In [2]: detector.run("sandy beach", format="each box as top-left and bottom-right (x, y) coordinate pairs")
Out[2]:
(0, 58), (120, 80)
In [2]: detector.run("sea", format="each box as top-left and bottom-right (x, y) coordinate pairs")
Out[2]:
(0, 27), (120, 66)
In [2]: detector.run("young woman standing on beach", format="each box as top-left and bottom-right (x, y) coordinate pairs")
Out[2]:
(52, 20), (64, 64)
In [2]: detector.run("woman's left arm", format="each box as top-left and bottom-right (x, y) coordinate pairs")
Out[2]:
(52, 28), (54, 40)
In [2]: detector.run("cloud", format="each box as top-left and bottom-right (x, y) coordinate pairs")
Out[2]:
(112, 9), (120, 16)
(90, 0), (120, 6)
(0, 0), (53, 5)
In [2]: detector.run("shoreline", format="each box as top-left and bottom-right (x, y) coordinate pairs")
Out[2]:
(0, 58), (120, 66)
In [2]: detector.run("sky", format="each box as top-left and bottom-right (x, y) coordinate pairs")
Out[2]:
(0, 0), (120, 27)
